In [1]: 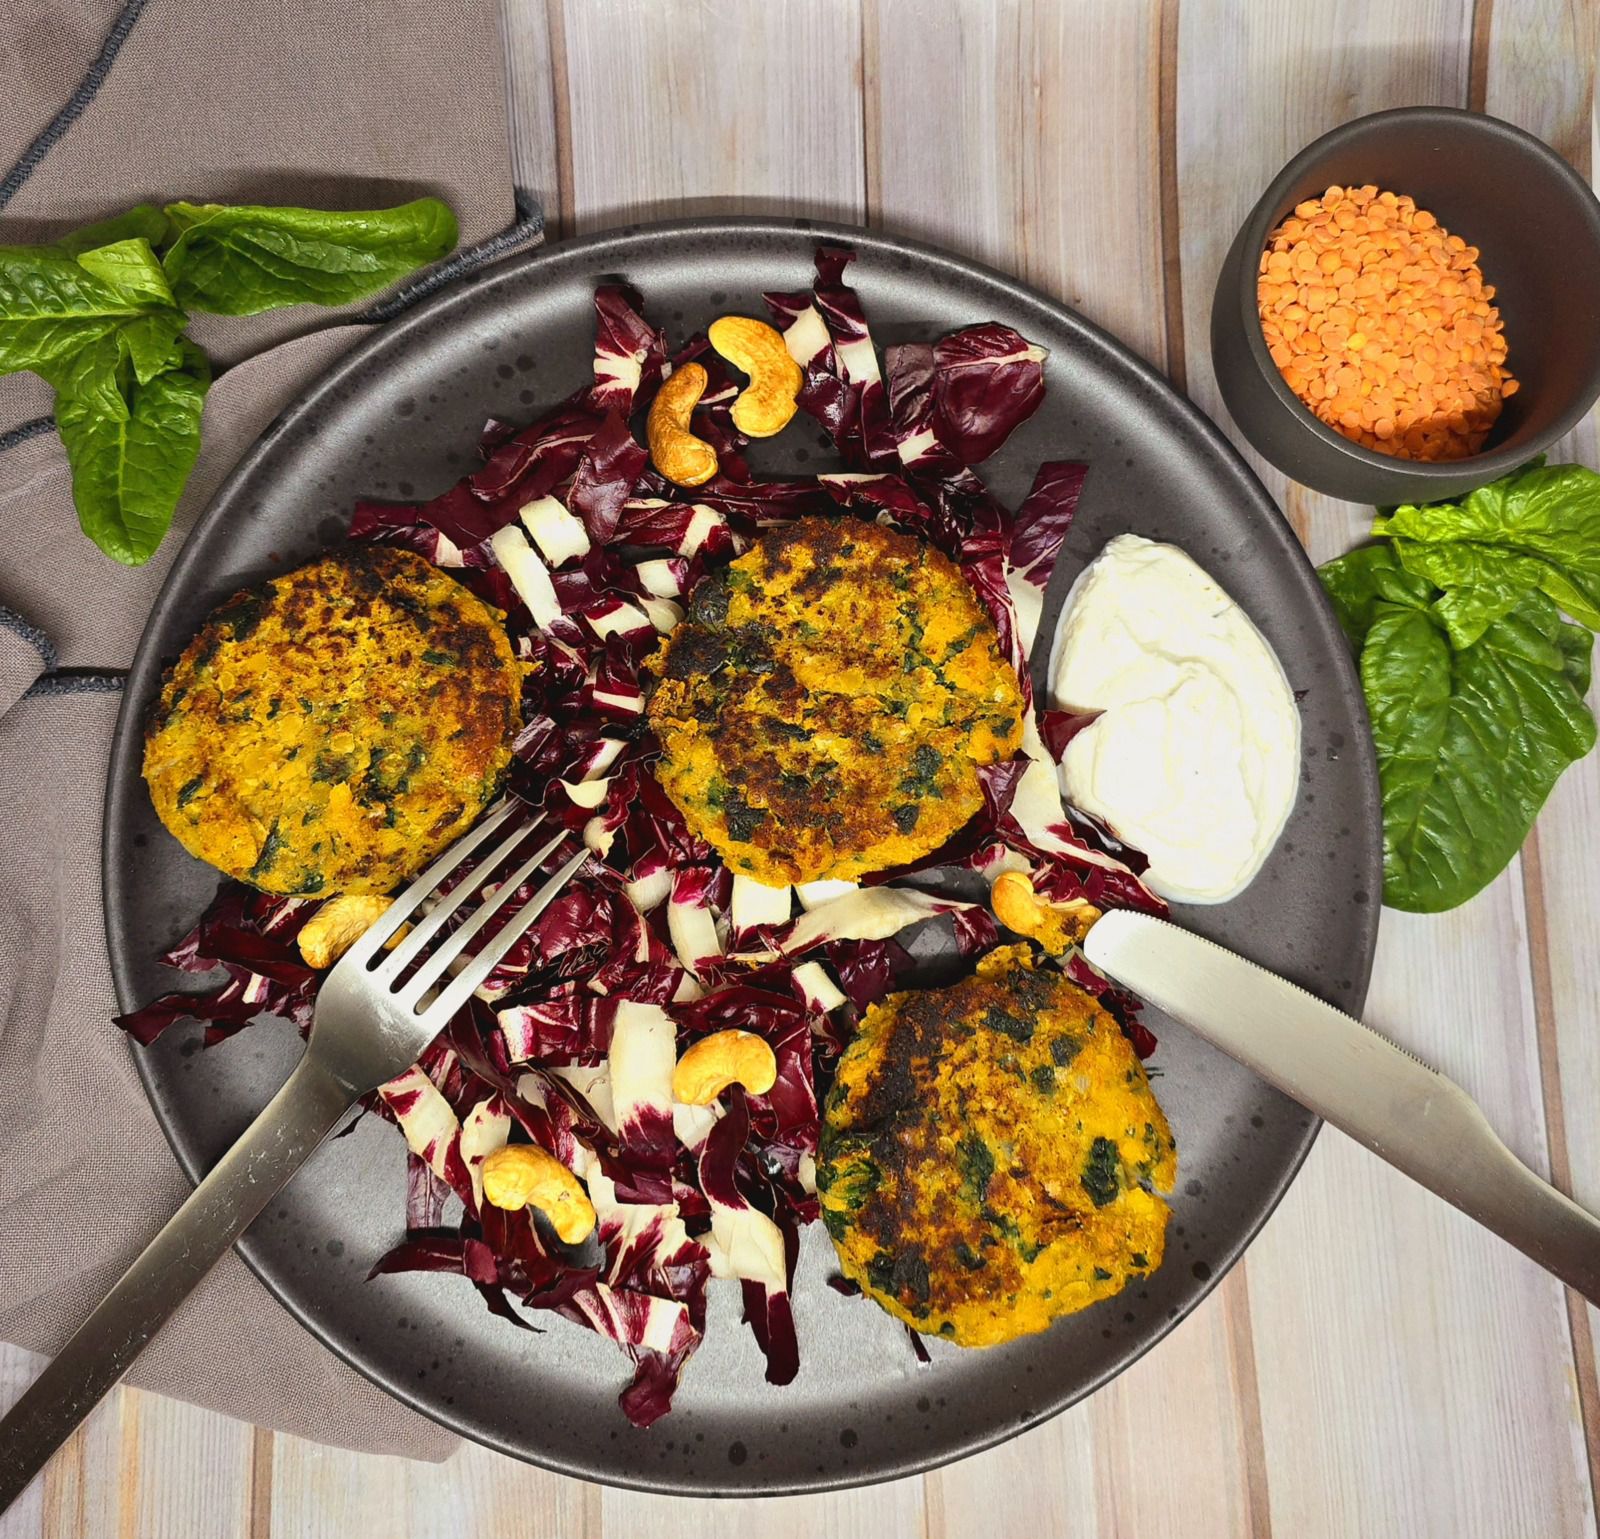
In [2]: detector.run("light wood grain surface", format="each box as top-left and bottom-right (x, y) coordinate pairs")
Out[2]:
(5, 1), (1600, 1533)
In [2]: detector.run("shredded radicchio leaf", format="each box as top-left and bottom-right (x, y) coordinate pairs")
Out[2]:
(1010, 460), (1087, 588)
(930, 323), (1048, 464)
(882, 322), (1049, 473)
(567, 411), (651, 545)
(120, 246), (1167, 1424)
(806, 245), (897, 469)
(590, 284), (668, 416)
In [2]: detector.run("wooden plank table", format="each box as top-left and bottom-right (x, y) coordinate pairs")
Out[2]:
(5, 1), (1599, 1533)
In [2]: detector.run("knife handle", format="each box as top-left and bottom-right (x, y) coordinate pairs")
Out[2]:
(1363, 1073), (1600, 1306)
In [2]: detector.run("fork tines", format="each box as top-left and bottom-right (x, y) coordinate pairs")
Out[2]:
(337, 799), (586, 1016)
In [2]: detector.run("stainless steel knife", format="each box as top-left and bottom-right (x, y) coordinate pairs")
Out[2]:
(1082, 909), (1600, 1304)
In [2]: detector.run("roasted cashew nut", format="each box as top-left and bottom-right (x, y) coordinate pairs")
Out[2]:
(991, 870), (1101, 956)
(296, 894), (395, 969)
(480, 1144), (597, 1244)
(647, 362), (719, 488)
(672, 1029), (779, 1107)
(708, 315), (802, 438)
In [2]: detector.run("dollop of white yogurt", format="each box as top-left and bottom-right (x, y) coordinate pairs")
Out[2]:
(1048, 533), (1301, 904)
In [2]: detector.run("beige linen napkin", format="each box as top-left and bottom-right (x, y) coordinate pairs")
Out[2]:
(0, 0), (545, 1461)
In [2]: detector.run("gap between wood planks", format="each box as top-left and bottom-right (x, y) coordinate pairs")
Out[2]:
(117, 1395), (141, 1539)
(1468, 0), (1495, 112)
(247, 1424), (274, 1539)
(1158, 0), (1187, 391)
(1469, 0), (1600, 1510)
(1520, 828), (1600, 1502)
(543, 0), (574, 236)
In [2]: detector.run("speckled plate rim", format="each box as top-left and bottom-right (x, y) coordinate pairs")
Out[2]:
(104, 215), (1381, 1494)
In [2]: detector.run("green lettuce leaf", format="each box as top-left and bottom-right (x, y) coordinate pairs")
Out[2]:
(25, 237), (186, 413)
(53, 205), (171, 256)
(37, 331), (130, 423)
(3, 194), (459, 568)
(1374, 463), (1600, 643)
(72, 237), (175, 308)
(1388, 535), (1541, 649)
(0, 244), (175, 375)
(54, 338), (211, 565)
(159, 197), (459, 316)
(1557, 610), (1594, 697)
(57, 240), (185, 386)
(1316, 544), (1434, 649)
(36, 309), (188, 410)
(1362, 588), (1596, 912)
(113, 310), (189, 384)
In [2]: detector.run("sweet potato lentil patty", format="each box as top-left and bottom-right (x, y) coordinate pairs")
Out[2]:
(818, 945), (1176, 1347)
(143, 544), (521, 896)
(645, 516), (1025, 884)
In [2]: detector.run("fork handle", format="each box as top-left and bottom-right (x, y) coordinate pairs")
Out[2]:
(0, 1051), (355, 1515)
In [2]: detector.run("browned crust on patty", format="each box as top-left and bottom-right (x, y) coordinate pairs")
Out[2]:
(819, 945), (1176, 1346)
(142, 544), (521, 896)
(645, 516), (1025, 884)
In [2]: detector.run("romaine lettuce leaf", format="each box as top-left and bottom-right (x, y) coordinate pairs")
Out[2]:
(159, 197), (458, 315)
(1374, 462), (1600, 644)
(0, 243), (174, 374)
(1317, 543), (1435, 649)
(1363, 589), (1595, 912)
(53, 204), (170, 256)
(54, 338), (210, 565)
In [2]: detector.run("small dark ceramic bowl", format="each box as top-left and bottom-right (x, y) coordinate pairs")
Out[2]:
(1212, 106), (1600, 506)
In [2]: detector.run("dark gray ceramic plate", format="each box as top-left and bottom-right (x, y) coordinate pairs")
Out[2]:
(104, 218), (1380, 1494)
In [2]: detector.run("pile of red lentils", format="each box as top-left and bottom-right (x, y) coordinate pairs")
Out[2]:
(1257, 184), (1516, 461)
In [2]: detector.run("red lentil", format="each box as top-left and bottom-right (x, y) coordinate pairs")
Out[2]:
(1257, 184), (1516, 461)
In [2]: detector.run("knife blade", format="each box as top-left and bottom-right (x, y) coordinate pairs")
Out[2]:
(1082, 909), (1600, 1304)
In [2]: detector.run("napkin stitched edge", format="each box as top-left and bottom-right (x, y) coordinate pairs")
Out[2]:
(0, 605), (57, 671)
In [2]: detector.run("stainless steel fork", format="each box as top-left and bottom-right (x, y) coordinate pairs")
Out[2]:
(0, 800), (589, 1514)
